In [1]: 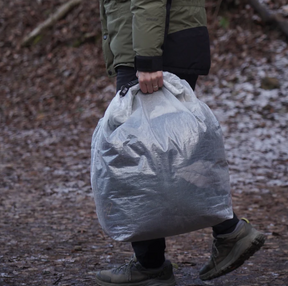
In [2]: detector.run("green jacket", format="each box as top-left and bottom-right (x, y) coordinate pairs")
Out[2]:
(100, 0), (210, 77)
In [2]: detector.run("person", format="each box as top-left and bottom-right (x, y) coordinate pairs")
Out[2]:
(94, 0), (266, 285)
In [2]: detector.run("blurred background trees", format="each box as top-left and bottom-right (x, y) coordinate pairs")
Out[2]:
(0, 0), (287, 129)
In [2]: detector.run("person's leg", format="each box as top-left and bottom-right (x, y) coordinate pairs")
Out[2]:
(129, 72), (196, 269)
(127, 71), (198, 270)
(132, 238), (166, 268)
(116, 66), (167, 269)
(212, 212), (239, 236)
(177, 73), (241, 237)
(132, 238), (166, 269)
(174, 73), (266, 281)
(129, 71), (198, 270)
(117, 67), (167, 268)
(95, 66), (175, 285)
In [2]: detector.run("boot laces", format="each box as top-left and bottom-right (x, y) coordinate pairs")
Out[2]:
(212, 240), (220, 257)
(211, 239), (220, 271)
(113, 255), (137, 281)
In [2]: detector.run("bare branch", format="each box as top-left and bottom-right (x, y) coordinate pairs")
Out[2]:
(22, 0), (82, 46)
(249, 0), (288, 37)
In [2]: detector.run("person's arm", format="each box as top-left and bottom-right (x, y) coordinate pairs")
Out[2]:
(99, 0), (116, 77)
(131, 0), (167, 93)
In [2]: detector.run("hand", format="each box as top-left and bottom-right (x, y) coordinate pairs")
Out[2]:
(136, 71), (163, 94)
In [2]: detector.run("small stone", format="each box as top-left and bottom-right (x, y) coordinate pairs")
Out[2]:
(260, 77), (280, 90)
(73, 245), (82, 251)
(42, 269), (51, 275)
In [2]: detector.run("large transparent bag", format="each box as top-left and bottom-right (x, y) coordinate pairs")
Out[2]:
(91, 72), (233, 242)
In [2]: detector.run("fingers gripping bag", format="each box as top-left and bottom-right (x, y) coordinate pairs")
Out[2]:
(91, 72), (233, 242)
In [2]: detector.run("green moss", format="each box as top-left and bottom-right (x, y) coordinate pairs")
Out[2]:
(219, 16), (229, 29)
(32, 35), (43, 45)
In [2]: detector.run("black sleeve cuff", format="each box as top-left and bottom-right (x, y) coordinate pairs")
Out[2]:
(134, 55), (163, 72)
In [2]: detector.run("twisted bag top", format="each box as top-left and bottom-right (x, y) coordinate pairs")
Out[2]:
(91, 72), (233, 242)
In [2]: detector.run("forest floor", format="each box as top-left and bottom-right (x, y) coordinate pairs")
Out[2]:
(1, 0), (288, 285)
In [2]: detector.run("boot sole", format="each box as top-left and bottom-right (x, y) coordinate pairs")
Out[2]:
(199, 229), (266, 281)
(95, 274), (176, 286)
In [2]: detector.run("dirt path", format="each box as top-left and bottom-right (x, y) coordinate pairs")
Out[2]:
(1, 120), (287, 285)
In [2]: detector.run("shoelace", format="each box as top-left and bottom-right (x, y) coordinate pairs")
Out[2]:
(211, 240), (220, 271)
(113, 256), (137, 281)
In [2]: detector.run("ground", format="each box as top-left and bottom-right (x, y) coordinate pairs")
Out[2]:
(0, 0), (288, 285)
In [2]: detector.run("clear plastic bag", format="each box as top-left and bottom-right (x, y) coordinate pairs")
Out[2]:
(91, 72), (233, 242)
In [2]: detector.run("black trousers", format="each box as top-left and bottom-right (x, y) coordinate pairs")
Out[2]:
(116, 66), (239, 269)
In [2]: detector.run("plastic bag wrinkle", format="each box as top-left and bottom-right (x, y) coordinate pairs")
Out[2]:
(91, 72), (233, 242)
